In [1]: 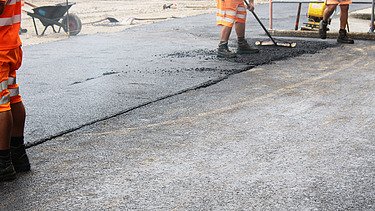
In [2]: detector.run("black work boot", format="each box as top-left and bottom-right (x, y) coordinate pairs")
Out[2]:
(237, 38), (259, 54)
(337, 29), (354, 44)
(0, 150), (16, 182)
(319, 20), (328, 39)
(217, 41), (236, 58)
(10, 137), (31, 173)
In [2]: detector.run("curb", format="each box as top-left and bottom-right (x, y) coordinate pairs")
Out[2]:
(270, 30), (375, 40)
(350, 13), (372, 20)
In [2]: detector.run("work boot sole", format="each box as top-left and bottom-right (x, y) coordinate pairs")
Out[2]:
(11, 146), (31, 173)
(14, 163), (31, 173)
(217, 53), (237, 58)
(237, 49), (260, 54)
(0, 166), (16, 182)
(337, 39), (354, 44)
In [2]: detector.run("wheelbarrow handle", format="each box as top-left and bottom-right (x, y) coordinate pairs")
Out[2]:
(24, 1), (38, 8)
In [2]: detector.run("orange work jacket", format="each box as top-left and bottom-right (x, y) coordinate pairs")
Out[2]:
(0, 0), (22, 51)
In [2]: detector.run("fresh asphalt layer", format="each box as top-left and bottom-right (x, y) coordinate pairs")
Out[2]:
(1, 3), (375, 210)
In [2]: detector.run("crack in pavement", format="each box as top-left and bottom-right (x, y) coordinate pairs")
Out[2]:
(25, 40), (337, 148)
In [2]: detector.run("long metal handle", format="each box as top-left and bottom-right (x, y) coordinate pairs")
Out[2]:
(243, 0), (278, 45)
(66, 0), (70, 37)
(371, 0), (374, 33)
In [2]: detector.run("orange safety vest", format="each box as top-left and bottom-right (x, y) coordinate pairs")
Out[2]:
(0, 0), (22, 51)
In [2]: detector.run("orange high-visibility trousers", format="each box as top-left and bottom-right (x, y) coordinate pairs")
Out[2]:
(216, 0), (247, 27)
(0, 47), (23, 112)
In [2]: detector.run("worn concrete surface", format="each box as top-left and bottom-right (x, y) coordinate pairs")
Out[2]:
(19, 4), (342, 146)
(1, 40), (374, 210)
(1, 3), (374, 210)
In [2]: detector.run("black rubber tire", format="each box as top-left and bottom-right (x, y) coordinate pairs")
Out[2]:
(62, 13), (82, 36)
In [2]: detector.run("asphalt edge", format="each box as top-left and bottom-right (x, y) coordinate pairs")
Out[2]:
(270, 29), (375, 40)
(25, 67), (252, 149)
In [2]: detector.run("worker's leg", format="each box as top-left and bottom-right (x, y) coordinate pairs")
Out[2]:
(9, 101), (30, 172)
(217, 26), (236, 58)
(234, 2), (259, 55)
(0, 111), (12, 150)
(235, 22), (246, 38)
(235, 22), (259, 54)
(319, 4), (337, 39)
(337, 4), (354, 44)
(0, 60), (17, 182)
(8, 48), (30, 173)
(323, 5), (337, 22)
(10, 102), (25, 137)
(339, 4), (349, 30)
(220, 26), (233, 43)
(0, 111), (15, 182)
(216, 0), (237, 58)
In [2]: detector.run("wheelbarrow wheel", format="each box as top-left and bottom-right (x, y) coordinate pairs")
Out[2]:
(62, 13), (82, 36)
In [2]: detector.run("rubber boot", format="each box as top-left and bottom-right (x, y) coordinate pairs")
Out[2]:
(319, 20), (328, 39)
(0, 152), (16, 182)
(337, 29), (354, 44)
(10, 137), (31, 173)
(217, 42), (236, 58)
(237, 38), (259, 54)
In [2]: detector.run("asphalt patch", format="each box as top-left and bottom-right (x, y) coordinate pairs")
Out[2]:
(164, 39), (338, 72)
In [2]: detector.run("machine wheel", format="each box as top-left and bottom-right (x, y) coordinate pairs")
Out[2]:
(62, 13), (82, 36)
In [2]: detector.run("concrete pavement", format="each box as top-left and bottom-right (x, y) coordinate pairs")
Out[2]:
(1, 3), (374, 210)
(20, 4), (338, 146)
(2, 40), (374, 210)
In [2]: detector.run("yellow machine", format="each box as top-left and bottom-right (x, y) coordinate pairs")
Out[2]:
(301, 2), (330, 30)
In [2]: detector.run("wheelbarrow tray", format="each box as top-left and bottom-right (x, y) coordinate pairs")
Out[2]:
(32, 3), (74, 22)
(27, 2), (81, 36)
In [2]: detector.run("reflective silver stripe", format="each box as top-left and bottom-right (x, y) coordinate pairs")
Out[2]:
(0, 81), (8, 91)
(0, 94), (10, 105)
(9, 87), (19, 97)
(217, 9), (237, 17)
(0, 15), (21, 26)
(237, 6), (246, 12)
(217, 9), (225, 15)
(223, 17), (235, 23)
(237, 14), (246, 19)
(225, 10), (237, 16)
(6, 0), (21, 5)
(8, 77), (16, 85)
(217, 16), (235, 24)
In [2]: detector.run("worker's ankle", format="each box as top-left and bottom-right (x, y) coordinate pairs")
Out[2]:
(10, 136), (24, 148)
(219, 41), (228, 45)
(237, 37), (246, 42)
(0, 149), (11, 157)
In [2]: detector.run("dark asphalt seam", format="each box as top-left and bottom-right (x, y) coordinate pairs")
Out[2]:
(25, 67), (252, 148)
(25, 40), (336, 148)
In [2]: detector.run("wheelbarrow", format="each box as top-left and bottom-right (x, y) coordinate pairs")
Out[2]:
(26, 2), (82, 36)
